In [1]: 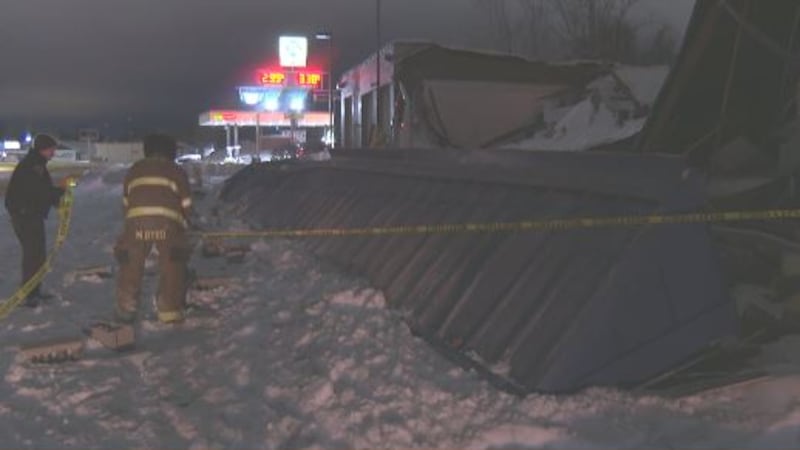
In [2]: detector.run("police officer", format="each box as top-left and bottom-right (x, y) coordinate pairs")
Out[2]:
(114, 134), (193, 324)
(4, 134), (66, 307)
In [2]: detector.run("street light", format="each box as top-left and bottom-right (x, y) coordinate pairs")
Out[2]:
(315, 31), (334, 147)
(376, 0), (382, 143)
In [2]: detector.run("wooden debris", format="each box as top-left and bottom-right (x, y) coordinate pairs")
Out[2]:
(20, 337), (85, 364)
(224, 244), (251, 263)
(201, 238), (226, 258)
(75, 265), (113, 277)
(226, 251), (245, 263)
(193, 276), (239, 291)
(87, 322), (135, 351)
(201, 238), (252, 263)
(64, 264), (114, 284)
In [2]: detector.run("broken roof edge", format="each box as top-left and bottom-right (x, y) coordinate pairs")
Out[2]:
(339, 39), (614, 82)
(635, 0), (733, 155)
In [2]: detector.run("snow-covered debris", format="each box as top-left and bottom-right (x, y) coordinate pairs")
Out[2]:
(508, 64), (669, 152)
(511, 98), (646, 151)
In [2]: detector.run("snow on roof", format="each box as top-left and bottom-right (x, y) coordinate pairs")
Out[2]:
(380, 40), (537, 63)
(363, 40), (614, 69)
(509, 98), (645, 151)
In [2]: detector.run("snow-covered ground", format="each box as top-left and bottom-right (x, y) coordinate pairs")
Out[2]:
(1, 165), (800, 448)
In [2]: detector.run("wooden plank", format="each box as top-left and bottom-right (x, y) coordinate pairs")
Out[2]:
(20, 337), (86, 363)
(193, 276), (239, 291)
(87, 322), (135, 351)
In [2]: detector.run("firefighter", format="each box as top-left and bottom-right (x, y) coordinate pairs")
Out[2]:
(114, 134), (193, 324)
(4, 134), (66, 307)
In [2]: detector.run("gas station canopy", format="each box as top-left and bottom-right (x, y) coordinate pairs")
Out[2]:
(198, 110), (331, 128)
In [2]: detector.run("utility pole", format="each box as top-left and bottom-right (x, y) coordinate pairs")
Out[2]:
(375, 0), (382, 141)
(315, 31), (334, 148)
(328, 37), (334, 148)
(255, 112), (260, 158)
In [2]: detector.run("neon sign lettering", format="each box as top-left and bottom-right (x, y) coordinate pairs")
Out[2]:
(259, 71), (286, 86)
(297, 72), (322, 87)
(257, 70), (323, 87)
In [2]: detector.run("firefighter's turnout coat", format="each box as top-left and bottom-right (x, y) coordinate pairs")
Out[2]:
(114, 155), (193, 323)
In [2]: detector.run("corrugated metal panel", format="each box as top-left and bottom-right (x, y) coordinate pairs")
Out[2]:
(219, 149), (738, 393)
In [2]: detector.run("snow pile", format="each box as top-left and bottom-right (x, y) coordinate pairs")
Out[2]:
(513, 98), (646, 151)
(509, 65), (668, 152)
(0, 164), (800, 447)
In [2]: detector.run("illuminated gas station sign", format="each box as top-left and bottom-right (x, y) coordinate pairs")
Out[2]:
(257, 70), (323, 88)
(279, 36), (308, 68)
(297, 72), (322, 87)
(201, 110), (331, 127)
(260, 71), (286, 86)
(212, 112), (239, 122)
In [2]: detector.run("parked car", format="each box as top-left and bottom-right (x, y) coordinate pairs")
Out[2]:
(269, 143), (303, 162)
(175, 154), (202, 164)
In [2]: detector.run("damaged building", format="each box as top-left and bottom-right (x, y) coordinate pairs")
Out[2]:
(337, 42), (610, 149)
(638, 0), (800, 325)
(220, 0), (800, 395)
(338, 42), (671, 152)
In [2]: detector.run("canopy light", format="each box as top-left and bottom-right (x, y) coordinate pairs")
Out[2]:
(289, 96), (305, 112)
(239, 89), (265, 106)
(264, 98), (280, 111)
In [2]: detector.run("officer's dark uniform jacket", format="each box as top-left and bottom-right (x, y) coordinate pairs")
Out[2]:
(115, 154), (193, 323)
(4, 149), (63, 219)
(4, 148), (64, 300)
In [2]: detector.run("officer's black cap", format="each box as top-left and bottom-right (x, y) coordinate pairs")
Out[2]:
(32, 134), (58, 152)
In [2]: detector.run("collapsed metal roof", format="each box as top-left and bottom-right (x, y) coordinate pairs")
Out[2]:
(219, 149), (737, 394)
(638, 0), (800, 173)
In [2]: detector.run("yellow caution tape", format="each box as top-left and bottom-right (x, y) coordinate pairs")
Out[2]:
(3, 172), (799, 319)
(0, 177), (78, 318)
(196, 208), (800, 239)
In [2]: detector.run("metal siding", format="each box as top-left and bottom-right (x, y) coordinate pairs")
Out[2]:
(219, 149), (735, 393)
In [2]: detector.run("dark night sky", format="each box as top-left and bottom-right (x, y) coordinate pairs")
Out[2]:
(0, 0), (694, 136)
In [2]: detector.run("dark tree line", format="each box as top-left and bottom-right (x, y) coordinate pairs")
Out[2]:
(474, 0), (678, 64)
